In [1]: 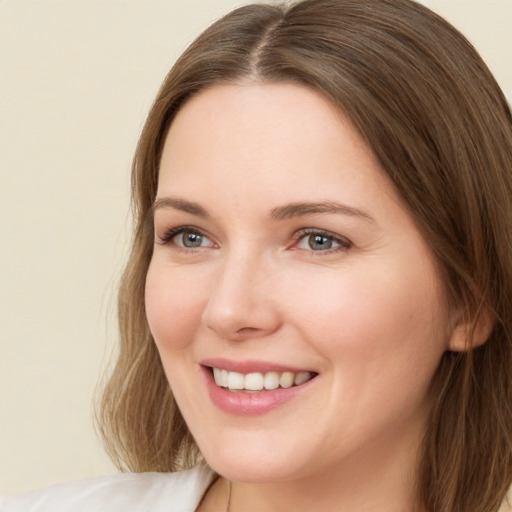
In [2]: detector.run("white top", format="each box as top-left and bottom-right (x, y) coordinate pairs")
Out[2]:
(4, 466), (511, 512)
(0, 465), (216, 512)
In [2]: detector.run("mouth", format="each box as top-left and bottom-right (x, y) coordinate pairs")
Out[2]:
(201, 361), (318, 415)
(207, 366), (317, 393)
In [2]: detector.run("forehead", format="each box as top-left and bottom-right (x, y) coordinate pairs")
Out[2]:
(155, 83), (422, 246)
(159, 83), (388, 197)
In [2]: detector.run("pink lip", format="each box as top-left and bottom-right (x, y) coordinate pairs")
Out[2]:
(201, 357), (313, 374)
(200, 362), (317, 416)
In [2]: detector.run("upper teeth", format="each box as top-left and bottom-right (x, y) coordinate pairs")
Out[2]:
(212, 368), (313, 391)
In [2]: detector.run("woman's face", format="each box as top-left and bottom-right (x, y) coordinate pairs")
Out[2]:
(146, 83), (456, 484)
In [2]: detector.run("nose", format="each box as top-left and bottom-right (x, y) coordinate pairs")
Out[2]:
(201, 252), (282, 341)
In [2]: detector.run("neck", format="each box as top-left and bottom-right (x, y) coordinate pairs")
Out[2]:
(230, 445), (421, 512)
(204, 421), (426, 512)
(199, 409), (430, 512)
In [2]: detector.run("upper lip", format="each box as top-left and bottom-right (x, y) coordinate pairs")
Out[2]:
(200, 357), (316, 375)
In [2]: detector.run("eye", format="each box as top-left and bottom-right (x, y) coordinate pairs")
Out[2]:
(176, 230), (210, 248)
(294, 229), (351, 252)
(158, 226), (216, 249)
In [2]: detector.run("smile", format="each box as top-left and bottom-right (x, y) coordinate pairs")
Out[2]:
(201, 362), (318, 415)
(212, 367), (315, 392)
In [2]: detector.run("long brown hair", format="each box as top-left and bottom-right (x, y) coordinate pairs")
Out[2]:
(97, 1), (512, 510)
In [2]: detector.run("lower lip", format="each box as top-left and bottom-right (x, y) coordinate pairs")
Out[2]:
(202, 366), (316, 416)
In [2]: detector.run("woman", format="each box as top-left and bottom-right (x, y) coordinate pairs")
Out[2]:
(3, 0), (512, 511)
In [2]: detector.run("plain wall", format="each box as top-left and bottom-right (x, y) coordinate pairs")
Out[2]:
(1, 0), (511, 494)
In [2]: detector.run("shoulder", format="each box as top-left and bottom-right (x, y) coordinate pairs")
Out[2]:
(0, 465), (216, 512)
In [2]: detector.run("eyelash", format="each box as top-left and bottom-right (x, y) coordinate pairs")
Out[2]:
(156, 225), (352, 254)
(157, 225), (212, 249)
(292, 228), (352, 254)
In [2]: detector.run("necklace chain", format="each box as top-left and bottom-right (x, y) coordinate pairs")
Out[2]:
(226, 480), (232, 512)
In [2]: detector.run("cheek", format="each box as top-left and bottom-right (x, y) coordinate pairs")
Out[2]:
(284, 258), (448, 370)
(287, 263), (448, 435)
(145, 262), (206, 351)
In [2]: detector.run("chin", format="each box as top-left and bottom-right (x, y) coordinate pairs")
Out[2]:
(206, 456), (295, 483)
(195, 430), (314, 483)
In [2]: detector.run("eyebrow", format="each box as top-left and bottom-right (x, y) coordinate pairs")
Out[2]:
(152, 197), (209, 218)
(270, 201), (375, 223)
(152, 197), (375, 223)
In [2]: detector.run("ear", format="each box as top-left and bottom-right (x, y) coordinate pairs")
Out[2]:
(447, 306), (495, 352)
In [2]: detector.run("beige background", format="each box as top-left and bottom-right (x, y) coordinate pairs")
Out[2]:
(1, 0), (511, 495)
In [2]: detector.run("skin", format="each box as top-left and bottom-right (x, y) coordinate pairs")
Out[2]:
(145, 83), (464, 512)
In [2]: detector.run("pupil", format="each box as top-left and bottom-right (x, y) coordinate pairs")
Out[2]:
(184, 232), (202, 247)
(309, 234), (332, 250)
